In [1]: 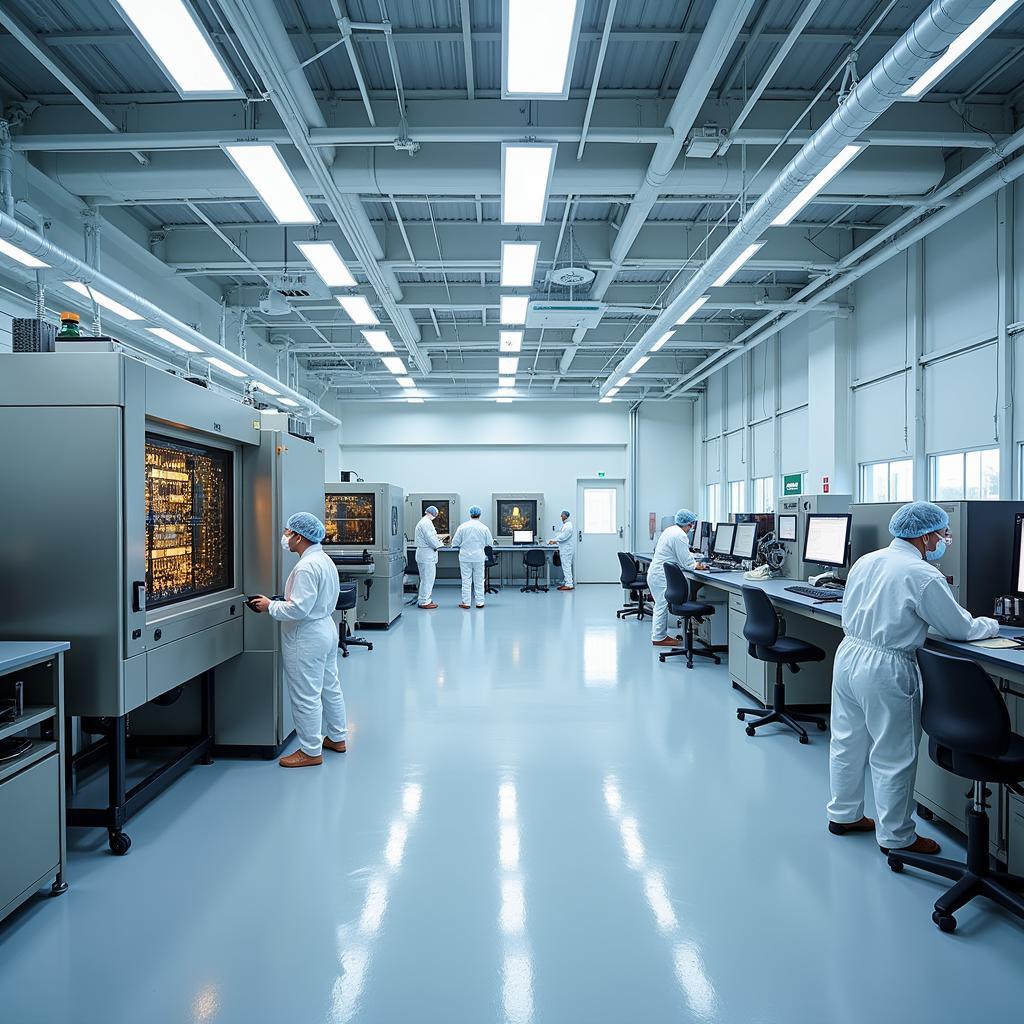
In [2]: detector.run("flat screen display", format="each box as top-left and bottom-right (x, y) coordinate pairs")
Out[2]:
(421, 499), (451, 535)
(732, 522), (758, 560)
(803, 514), (852, 568)
(497, 499), (537, 537)
(777, 514), (797, 542)
(325, 492), (376, 546)
(713, 522), (735, 557)
(513, 530), (534, 544)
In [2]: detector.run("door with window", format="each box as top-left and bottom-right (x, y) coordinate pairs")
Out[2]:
(574, 478), (626, 583)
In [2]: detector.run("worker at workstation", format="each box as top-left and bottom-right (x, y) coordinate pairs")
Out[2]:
(648, 508), (702, 648)
(827, 501), (999, 854)
(250, 512), (346, 769)
(548, 509), (576, 591)
(451, 505), (494, 610)
(415, 504), (445, 610)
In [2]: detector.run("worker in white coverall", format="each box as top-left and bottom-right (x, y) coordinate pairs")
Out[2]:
(250, 512), (345, 769)
(450, 505), (493, 609)
(415, 505), (445, 609)
(827, 501), (999, 855)
(549, 509), (576, 591)
(648, 509), (701, 648)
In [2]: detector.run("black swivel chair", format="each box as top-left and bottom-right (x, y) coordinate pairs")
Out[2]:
(403, 549), (420, 605)
(658, 562), (721, 669)
(737, 586), (827, 743)
(521, 549), (549, 593)
(336, 583), (373, 657)
(484, 545), (500, 595)
(887, 649), (1024, 933)
(616, 552), (649, 620)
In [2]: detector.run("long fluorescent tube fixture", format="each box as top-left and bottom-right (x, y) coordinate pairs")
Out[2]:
(0, 239), (48, 269)
(905, 0), (1020, 99)
(771, 145), (864, 227)
(711, 242), (765, 288)
(675, 295), (710, 326)
(503, 0), (584, 99)
(616, 376), (631, 387)
(498, 356), (519, 375)
(279, 397), (300, 407)
(498, 376), (516, 388)
(295, 241), (355, 288)
(496, 397), (515, 403)
(501, 242), (539, 287)
(651, 332), (674, 353)
(407, 397), (425, 404)
(148, 327), (202, 353)
(223, 143), (317, 225)
(382, 356), (408, 375)
(337, 295), (379, 325)
(500, 295), (529, 324)
(599, 397), (613, 403)
(397, 377), (416, 388)
(629, 356), (649, 374)
(207, 356), (246, 378)
(606, 387), (620, 396)
(499, 330), (523, 353)
(65, 281), (143, 320)
(252, 381), (280, 396)
(111, 0), (241, 99)
(361, 330), (394, 353)
(502, 143), (557, 225)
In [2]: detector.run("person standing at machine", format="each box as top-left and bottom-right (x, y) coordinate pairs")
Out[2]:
(250, 512), (345, 769)
(415, 505), (445, 610)
(827, 501), (999, 854)
(648, 509), (700, 648)
(548, 509), (576, 591)
(451, 505), (494, 610)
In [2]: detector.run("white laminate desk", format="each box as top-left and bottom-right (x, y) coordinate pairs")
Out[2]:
(407, 544), (555, 588)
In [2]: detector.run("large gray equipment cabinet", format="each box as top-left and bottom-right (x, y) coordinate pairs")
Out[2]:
(776, 493), (852, 581)
(490, 492), (546, 544)
(405, 492), (460, 542)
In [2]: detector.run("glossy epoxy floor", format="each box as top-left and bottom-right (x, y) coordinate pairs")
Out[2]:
(2, 586), (1022, 1023)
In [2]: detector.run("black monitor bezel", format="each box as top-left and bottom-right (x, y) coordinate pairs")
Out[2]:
(1013, 512), (1024, 598)
(713, 521), (736, 558)
(731, 521), (758, 561)
(802, 512), (853, 569)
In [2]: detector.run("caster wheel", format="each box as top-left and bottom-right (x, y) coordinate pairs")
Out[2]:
(745, 725), (755, 737)
(50, 880), (69, 896)
(342, 650), (350, 658)
(368, 644), (374, 651)
(737, 711), (745, 721)
(932, 911), (956, 933)
(108, 832), (132, 856)
(714, 658), (721, 665)
(799, 734), (809, 745)
(659, 655), (666, 663)
(888, 857), (904, 873)
(918, 804), (934, 821)
(817, 721), (828, 731)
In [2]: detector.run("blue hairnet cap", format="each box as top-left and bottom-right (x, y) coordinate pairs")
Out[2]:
(561, 509), (571, 518)
(674, 508), (698, 527)
(425, 505), (439, 516)
(469, 505), (482, 517)
(888, 501), (949, 539)
(286, 511), (326, 543)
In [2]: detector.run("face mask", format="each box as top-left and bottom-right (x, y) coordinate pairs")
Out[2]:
(926, 539), (946, 562)
(281, 534), (292, 552)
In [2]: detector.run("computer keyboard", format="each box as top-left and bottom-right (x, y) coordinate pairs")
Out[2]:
(784, 585), (844, 601)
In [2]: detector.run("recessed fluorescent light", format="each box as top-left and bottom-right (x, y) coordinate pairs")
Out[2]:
(616, 376), (631, 387)
(295, 240), (356, 288)
(0, 238), (48, 269)
(503, 0), (584, 99)
(65, 281), (143, 320)
(651, 332), (674, 352)
(606, 387), (620, 396)
(147, 326), (202, 353)
(382, 356), (408, 375)
(500, 295), (529, 324)
(222, 143), (317, 225)
(337, 295), (379, 325)
(407, 397), (425, 403)
(771, 145), (864, 227)
(502, 143), (557, 225)
(675, 294), (710, 326)
(905, 0), (1019, 98)
(361, 330), (394, 352)
(496, 396), (515, 403)
(252, 381), (280, 396)
(397, 377), (415, 388)
(500, 241), (539, 287)
(599, 396), (613, 403)
(111, 0), (240, 99)
(711, 242), (765, 288)
(499, 330), (523, 352)
(498, 356), (519, 375)
(629, 356), (649, 374)
(498, 376), (516, 388)
(279, 397), (300, 407)
(207, 356), (246, 378)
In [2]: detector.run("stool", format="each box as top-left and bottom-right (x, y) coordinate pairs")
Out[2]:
(336, 583), (373, 657)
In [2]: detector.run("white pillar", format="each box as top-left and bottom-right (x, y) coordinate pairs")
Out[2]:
(806, 311), (852, 495)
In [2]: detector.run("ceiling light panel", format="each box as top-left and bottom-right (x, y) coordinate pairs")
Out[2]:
(500, 295), (529, 324)
(148, 327), (202, 353)
(0, 239), (48, 269)
(499, 330), (523, 353)
(279, 398), (300, 407)
(502, 143), (557, 225)
(361, 330), (394, 353)
(295, 241), (356, 288)
(207, 356), (245, 378)
(498, 376), (516, 388)
(651, 332), (674, 352)
(65, 281), (143, 320)
(382, 356), (408, 375)
(629, 356), (649, 374)
(675, 295), (710, 326)
(711, 242), (765, 288)
(337, 295), (379, 325)
(397, 377), (416, 388)
(771, 145), (863, 227)
(498, 356), (519, 376)
(503, 0), (584, 100)
(222, 143), (317, 225)
(501, 242), (539, 288)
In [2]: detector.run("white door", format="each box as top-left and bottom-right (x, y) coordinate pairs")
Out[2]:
(574, 479), (626, 583)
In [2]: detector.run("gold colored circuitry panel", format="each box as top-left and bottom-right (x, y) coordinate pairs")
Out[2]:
(325, 492), (375, 545)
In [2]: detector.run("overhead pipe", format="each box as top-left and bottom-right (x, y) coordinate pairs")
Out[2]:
(600, 0), (1004, 395)
(0, 209), (341, 426)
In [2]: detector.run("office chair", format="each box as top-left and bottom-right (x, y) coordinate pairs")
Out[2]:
(336, 583), (373, 657)
(484, 545), (500, 595)
(737, 586), (827, 744)
(521, 548), (549, 593)
(658, 563), (720, 669)
(403, 549), (420, 605)
(887, 649), (1024, 933)
(616, 552), (649, 620)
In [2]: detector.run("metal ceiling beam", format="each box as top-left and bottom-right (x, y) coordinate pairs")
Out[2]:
(459, 0), (475, 101)
(578, 0), (618, 161)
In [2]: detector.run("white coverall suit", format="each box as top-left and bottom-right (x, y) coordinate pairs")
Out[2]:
(827, 538), (999, 849)
(414, 514), (444, 606)
(555, 518), (576, 587)
(269, 544), (344, 757)
(647, 525), (696, 642)
(451, 519), (494, 606)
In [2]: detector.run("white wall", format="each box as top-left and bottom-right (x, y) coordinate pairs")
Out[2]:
(634, 401), (695, 548)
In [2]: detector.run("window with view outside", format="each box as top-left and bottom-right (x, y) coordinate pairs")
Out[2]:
(753, 476), (774, 513)
(861, 459), (913, 503)
(931, 449), (999, 501)
(729, 480), (745, 514)
(583, 488), (616, 534)
(706, 483), (721, 525)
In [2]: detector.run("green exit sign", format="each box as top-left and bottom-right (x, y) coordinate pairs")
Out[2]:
(783, 473), (802, 496)
(597, 471), (606, 478)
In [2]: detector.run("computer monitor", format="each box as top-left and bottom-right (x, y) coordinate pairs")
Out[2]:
(513, 529), (534, 545)
(803, 513), (852, 569)
(731, 522), (758, 561)
(1013, 513), (1024, 596)
(777, 514), (797, 542)
(713, 522), (735, 558)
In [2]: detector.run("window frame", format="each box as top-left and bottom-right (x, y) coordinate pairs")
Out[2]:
(859, 458), (914, 503)
(928, 446), (1000, 501)
(752, 476), (774, 514)
(705, 482), (722, 525)
(728, 479), (746, 515)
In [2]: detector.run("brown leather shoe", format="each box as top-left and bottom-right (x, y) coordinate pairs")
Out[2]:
(459, 603), (471, 610)
(880, 836), (941, 855)
(322, 737), (347, 753)
(653, 637), (681, 647)
(418, 602), (438, 609)
(278, 750), (323, 768)
(828, 816), (875, 836)
(558, 586), (574, 591)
